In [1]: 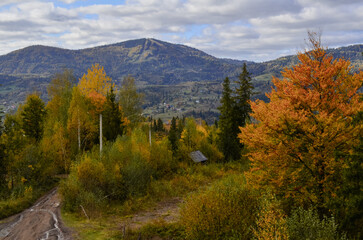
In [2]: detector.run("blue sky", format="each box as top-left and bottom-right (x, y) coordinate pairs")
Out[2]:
(0, 0), (362, 62)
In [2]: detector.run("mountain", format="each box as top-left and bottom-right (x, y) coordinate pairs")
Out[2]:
(0, 38), (362, 111)
(247, 44), (363, 78)
(0, 38), (240, 85)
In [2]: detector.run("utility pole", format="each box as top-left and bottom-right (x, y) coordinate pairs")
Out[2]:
(100, 113), (103, 155)
(78, 108), (81, 151)
(149, 118), (152, 147)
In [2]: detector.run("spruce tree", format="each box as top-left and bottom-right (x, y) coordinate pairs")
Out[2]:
(218, 77), (240, 161)
(234, 63), (254, 128)
(156, 118), (164, 132)
(177, 116), (185, 138)
(335, 111), (363, 237)
(153, 119), (158, 131)
(103, 86), (124, 141)
(168, 116), (178, 153)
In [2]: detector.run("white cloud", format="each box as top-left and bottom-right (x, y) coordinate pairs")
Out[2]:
(0, 0), (361, 61)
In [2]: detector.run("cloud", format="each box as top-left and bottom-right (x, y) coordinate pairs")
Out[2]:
(0, 0), (361, 61)
(58, 0), (79, 3)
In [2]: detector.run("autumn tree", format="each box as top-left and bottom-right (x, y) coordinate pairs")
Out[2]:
(78, 64), (113, 153)
(67, 87), (97, 153)
(239, 34), (363, 214)
(1, 113), (27, 189)
(21, 93), (46, 142)
(42, 69), (75, 172)
(46, 69), (75, 127)
(119, 76), (144, 127)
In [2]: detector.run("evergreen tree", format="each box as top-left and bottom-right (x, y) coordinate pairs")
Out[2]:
(177, 116), (185, 139)
(153, 119), (158, 132)
(21, 94), (46, 142)
(168, 117), (178, 153)
(234, 63), (254, 129)
(218, 77), (240, 161)
(103, 86), (124, 141)
(156, 118), (164, 132)
(334, 111), (363, 237)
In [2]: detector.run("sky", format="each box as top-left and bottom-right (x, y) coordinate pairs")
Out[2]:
(0, 0), (362, 62)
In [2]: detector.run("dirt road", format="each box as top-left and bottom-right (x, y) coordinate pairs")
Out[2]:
(0, 189), (72, 240)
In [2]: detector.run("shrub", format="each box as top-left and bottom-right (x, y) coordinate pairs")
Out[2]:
(149, 138), (177, 179)
(59, 173), (82, 212)
(76, 155), (106, 192)
(60, 155), (108, 215)
(286, 207), (347, 240)
(199, 138), (223, 163)
(180, 174), (259, 239)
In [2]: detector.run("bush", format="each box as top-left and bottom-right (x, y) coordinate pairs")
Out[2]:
(149, 138), (177, 179)
(180, 174), (259, 239)
(76, 155), (106, 192)
(286, 207), (347, 240)
(60, 171), (106, 217)
(60, 155), (108, 216)
(59, 173), (82, 212)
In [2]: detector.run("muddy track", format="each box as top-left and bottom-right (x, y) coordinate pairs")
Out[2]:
(0, 188), (72, 240)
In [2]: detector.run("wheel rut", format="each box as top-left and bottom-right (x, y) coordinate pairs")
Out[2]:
(0, 189), (72, 240)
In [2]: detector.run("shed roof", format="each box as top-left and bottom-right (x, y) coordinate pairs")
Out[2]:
(189, 150), (208, 163)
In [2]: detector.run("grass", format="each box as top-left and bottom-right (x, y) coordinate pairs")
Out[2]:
(62, 211), (122, 240)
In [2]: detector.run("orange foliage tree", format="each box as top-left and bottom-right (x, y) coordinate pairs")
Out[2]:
(239, 35), (363, 213)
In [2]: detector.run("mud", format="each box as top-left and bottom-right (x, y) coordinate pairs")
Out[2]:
(0, 189), (72, 240)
